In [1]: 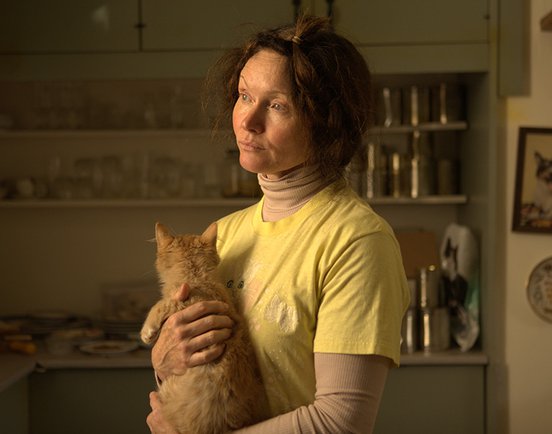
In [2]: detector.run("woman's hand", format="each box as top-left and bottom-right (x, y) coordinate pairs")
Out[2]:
(146, 392), (178, 434)
(151, 283), (234, 381)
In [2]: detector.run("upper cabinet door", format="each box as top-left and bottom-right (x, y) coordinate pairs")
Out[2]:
(317, 0), (488, 46)
(0, 0), (138, 53)
(141, 0), (296, 51)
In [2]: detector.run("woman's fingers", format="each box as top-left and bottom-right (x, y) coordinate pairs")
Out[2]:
(149, 391), (162, 409)
(185, 327), (232, 362)
(174, 310), (234, 339)
(147, 392), (178, 434)
(187, 343), (227, 367)
(170, 299), (232, 325)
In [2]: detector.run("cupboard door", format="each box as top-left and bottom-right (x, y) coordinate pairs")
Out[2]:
(0, 0), (138, 53)
(375, 366), (485, 434)
(141, 0), (295, 51)
(0, 378), (28, 434)
(319, 0), (488, 46)
(29, 369), (155, 434)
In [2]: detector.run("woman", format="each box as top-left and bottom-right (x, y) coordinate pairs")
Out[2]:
(147, 14), (410, 434)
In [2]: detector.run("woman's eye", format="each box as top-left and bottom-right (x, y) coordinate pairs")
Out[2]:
(239, 93), (251, 103)
(270, 102), (286, 112)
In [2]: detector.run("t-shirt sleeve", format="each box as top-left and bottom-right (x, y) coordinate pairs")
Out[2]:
(313, 230), (409, 366)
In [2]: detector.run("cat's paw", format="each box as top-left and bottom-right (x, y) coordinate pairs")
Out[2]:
(140, 326), (159, 344)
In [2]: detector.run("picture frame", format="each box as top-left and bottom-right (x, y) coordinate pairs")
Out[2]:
(512, 127), (552, 233)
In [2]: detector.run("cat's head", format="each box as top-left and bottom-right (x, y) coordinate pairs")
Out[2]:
(154, 222), (219, 285)
(535, 152), (552, 189)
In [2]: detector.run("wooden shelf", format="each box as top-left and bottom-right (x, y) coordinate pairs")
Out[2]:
(368, 121), (468, 136)
(0, 123), (468, 139)
(541, 10), (552, 31)
(0, 195), (467, 208)
(369, 195), (467, 205)
(0, 198), (258, 208)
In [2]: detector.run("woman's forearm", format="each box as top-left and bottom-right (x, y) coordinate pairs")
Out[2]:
(232, 353), (391, 434)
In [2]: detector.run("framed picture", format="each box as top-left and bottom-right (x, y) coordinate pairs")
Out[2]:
(512, 127), (552, 233)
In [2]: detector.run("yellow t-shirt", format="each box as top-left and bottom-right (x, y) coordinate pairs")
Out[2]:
(216, 181), (410, 417)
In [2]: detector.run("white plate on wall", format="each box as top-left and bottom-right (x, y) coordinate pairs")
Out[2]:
(527, 256), (552, 323)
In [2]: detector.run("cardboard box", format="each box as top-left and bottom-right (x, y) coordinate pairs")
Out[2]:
(395, 230), (440, 278)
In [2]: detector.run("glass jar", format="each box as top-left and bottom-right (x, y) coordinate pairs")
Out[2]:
(221, 149), (241, 198)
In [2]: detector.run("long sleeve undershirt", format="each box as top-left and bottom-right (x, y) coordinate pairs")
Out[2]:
(231, 353), (391, 434)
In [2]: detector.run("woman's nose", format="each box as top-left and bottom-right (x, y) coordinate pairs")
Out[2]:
(242, 106), (264, 133)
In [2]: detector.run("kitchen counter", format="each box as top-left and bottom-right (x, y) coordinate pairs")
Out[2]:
(35, 347), (152, 370)
(400, 349), (488, 366)
(1, 346), (487, 394)
(0, 353), (35, 392)
(0, 347), (152, 393)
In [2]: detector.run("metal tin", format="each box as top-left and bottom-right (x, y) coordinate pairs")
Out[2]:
(366, 141), (387, 198)
(402, 86), (430, 126)
(376, 87), (402, 127)
(401, 308), (418, 354)
(418, 265), (441, 309)
(419, 307), (451, 352)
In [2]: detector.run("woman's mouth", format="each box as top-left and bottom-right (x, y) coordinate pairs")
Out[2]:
(238, 140), (264, 152)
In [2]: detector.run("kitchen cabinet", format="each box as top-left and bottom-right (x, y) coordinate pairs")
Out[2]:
(375, 365), (485, 434)
(0, 377), (29, 434)
(140, 1), (296, 51)
(0, 1), (138, 53)
(0, 0), (296, 55)
(0, 351), (486, 434)
(0, 0), (491, 80)
(312, 0), (489, 74)
(317, 0), (488, 46)
(29, 368), (155, 434)
(0, 0), (297, 80)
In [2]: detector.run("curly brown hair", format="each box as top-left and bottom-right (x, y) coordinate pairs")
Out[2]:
(203, 14), (373, 180)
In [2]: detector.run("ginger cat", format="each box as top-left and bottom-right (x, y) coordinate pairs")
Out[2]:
(141, 222), (265, 434)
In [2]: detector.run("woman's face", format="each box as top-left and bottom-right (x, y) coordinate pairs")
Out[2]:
(232, 49), (311, 179)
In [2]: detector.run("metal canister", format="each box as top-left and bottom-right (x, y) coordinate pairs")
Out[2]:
(418, 265), (441, 309)
(366, 141), (387, 198)
(419, 307), (451, 352)
(409, 131), (434, 198)
(376, 87), (402, 127)
(220, 149), (241, 198)
(402, 85), (430, 126)
(401, 308), (418, 353)
(431, 83), (465, 124)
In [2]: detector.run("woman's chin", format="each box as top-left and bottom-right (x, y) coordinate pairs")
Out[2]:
(238, 157), (265, 175)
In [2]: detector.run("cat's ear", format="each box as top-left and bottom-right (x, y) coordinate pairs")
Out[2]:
(155, 222), (174, 250)
(200, 222), (217, 247)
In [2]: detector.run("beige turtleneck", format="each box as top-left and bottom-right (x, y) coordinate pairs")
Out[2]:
(258, 166), (333, 222)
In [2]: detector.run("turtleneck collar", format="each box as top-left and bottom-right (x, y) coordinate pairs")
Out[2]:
(258, 166), (333, 222)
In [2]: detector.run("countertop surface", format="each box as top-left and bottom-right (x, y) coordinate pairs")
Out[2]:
(0, 353), (35, 392)
(1, 347), (488, 393)
(400, 349), (488, 366)
(0, 345), (152, 393)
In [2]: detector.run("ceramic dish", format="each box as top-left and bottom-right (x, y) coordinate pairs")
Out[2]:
(79, 340), (139, 355)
